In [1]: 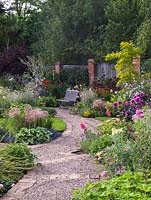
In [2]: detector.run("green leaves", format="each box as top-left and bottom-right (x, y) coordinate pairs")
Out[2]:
(71, 172), (151, 200)
(15, 126), (52, 145)
(105, 41), (141, 86)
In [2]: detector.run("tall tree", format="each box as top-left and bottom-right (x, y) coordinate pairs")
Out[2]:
(103, 0), (142, 56)
(136, 0), (151, 57)
(31, 0), (108, 64)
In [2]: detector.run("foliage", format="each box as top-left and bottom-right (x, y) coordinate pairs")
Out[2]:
(0, 143), (35, 197)
(81, 88), (97, 104)
(38, 96), (57, 107)
(71, 171), (151, 200)
(122, 73), (151, 98)
(15, 127), (52, 145)
(30, 0), (108, 64)
(21, 55), (46, 80)
(103, 0), (142, 55)
(41, 107), (57, 117)
(97, 118), (129, 135)
(42, 80), (67, 99)
(141, 58), (151, 73)
(100, 113), (151, 174)
(80, 131), (112, 155)
(92, 99), (106, 116)
(0, 44), (28, 75)
(105, 41), (141, 86)
(51, 117), (66, 132)
(60, 67), (89, 87)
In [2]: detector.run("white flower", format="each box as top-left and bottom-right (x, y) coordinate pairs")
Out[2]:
(0, 184), (3, 189)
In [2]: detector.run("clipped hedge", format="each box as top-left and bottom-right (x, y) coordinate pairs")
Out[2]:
(60, 67), (89, 86)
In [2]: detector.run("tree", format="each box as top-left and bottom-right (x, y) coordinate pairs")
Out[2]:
(136, 0), (151, 57)
(105, 41), (141, 86)
(103, 0), (142, 56)
(31, 0), (108, 64)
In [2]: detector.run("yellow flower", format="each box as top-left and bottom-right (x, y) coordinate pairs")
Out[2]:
(112, 128), (123, 135)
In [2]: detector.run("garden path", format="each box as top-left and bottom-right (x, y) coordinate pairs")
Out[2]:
(2, 108), (101, 200)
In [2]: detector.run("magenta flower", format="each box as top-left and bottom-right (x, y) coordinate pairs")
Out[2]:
(135, 96), (141, 103)
(135, 105), (140, 110)
(113, 102), (118, 107)
(117, 100), (123, 105)
(80, 123), (87, 131)
(133, 95), (138, 100)
(124, 101), (129, 106)
(140, 92), (145, 97)
(100, 171), (108, 177)
(130, 99), (135, 105)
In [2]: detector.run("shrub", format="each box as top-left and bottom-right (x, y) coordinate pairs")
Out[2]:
(15, 127), (52, 145)
(110, 91), (148, 120)
(97, 118), (128, 135)
(71, 171), (151, 200)
(100, 113), (151, 174)
(41, 107), (57, 117)
(0, 144), (35, 197)
(60, 67), (89, 87)
(81, 88), (97, 104)
(38, 96), (57, 107)
(0, 44), (28, 75)
(105, 41), (141, 86)
(80, 131), (112, 155)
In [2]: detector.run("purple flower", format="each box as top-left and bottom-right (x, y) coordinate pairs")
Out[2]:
(130, 99), (135, 105)
(133, 95), (138, 100)
(113, 102), (118, 107)
(135, 105), (140, 110)
(135, 96), (141, 103)
(124, 101), (129, 106)
(117, 100), (123, 105)
(140, 100), (145, 105)
(140, 92), (145, 97)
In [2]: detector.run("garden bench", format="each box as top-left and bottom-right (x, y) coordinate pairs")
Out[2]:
(57, 89), (79, 107)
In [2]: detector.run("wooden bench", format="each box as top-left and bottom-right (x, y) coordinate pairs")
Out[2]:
(57, 89), (79, 107)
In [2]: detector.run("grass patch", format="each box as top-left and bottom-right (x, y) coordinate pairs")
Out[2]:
(95, 116), (113, 122)
(51, 117), (66, 131)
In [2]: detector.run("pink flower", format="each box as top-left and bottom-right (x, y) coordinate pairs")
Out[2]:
(100, 171), (108, 177)
(106, 110), (111, 117)
(80, 123), (87, 131)
(9, 107), (20, 118)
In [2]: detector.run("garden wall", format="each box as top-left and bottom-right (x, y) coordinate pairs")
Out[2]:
(55, 62), (116, 86)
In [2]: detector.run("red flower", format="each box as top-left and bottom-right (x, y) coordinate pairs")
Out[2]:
(42, 79), (50, 87)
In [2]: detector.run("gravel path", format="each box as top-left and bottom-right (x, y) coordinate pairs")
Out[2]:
(2, 109), (101, 200)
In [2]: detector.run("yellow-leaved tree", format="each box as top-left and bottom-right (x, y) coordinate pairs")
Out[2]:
(105, 41), (141, 86)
